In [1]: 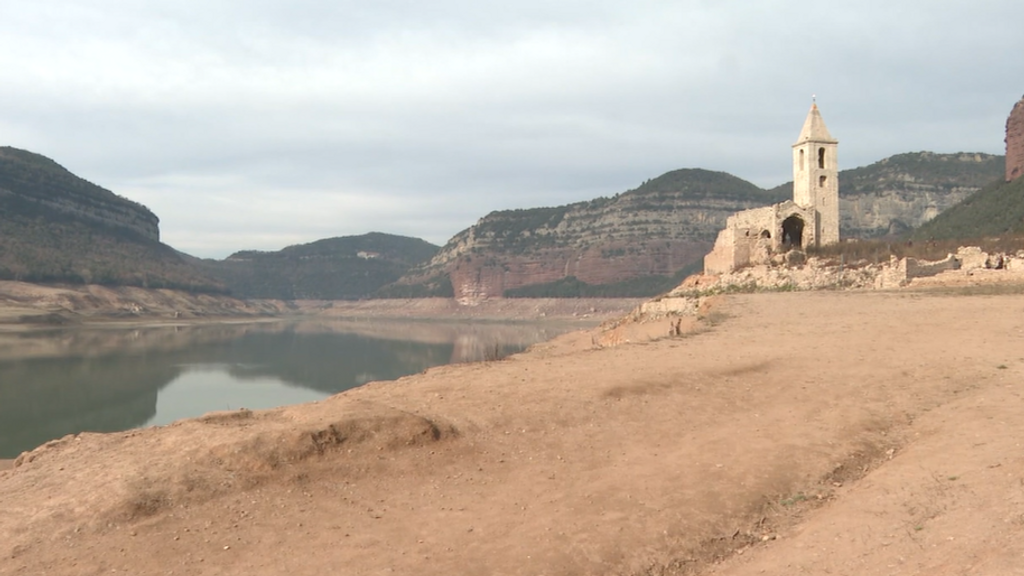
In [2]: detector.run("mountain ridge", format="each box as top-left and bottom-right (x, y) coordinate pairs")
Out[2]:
(386, 152), (1004, 301)
(0, 147), (223, 292)
(201, 232), (440, 300)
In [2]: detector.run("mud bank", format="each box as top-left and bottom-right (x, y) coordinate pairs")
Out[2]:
(2, 290), (1024, 575)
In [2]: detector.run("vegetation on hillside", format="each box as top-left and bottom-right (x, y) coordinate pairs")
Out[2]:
(910, 177), (1024, 240)
(0, 147), (145, 207)
(0, 146), (223, 291)
(628, 168), (784, 203)
(806, 235), (1024, 267)
(0, 147), (158, 238)
(458, 169), (775, 258)
(503, 262), (704, 298)
(0, 200), (225, 291)
(374, 275), (454, 298)
(203, 233), (440, 300)
(769, 152), (1004, 198)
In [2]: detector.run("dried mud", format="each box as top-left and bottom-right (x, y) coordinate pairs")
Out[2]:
(2, 290), (1024, 575)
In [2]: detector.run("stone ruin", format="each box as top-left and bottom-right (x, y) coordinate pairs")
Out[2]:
(704, 102), (840, 275)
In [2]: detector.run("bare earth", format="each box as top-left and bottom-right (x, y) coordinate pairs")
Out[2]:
(3, 290), (1024, 575)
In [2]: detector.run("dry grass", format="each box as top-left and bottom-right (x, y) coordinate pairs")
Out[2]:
(807, 235), (1024, 267)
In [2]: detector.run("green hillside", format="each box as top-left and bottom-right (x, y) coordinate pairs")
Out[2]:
(634, 168), (786, 203)
(203, 232), (440, 300)
(911, 177), (1024, 240)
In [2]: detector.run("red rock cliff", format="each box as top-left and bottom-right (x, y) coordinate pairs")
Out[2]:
(1006, 95), (1024, 182)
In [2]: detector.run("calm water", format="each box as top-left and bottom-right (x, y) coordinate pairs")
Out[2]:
(0, 319), (576, 458)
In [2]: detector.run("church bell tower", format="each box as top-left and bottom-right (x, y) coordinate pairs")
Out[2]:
(791, 101), (839, 246)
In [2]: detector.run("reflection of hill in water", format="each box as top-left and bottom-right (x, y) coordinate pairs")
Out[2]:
(0, 320), (572, 457)
(211, 331), (454, 394)
(0, 356), (175, 457)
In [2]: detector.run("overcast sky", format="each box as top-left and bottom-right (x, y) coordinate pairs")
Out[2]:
(1, 1), (1023, 257)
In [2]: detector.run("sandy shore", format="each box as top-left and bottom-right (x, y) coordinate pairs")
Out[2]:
(2, 290), (1024, 575)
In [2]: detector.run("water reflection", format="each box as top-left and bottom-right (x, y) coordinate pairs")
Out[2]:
(0, 319), (575, 458)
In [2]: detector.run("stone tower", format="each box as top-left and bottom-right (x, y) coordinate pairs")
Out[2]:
(1005, 94), (1024, 182)
(791, 102), (839, 246)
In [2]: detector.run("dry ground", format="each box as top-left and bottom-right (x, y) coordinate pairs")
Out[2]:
(2, 290), (1024, 575)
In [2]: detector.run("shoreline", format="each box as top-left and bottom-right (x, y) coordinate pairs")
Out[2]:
(4, 290), (1024, 574)
(5, 290), (1024, 574)
(0, 287), (645, 332)
(0, 295), (638, 332)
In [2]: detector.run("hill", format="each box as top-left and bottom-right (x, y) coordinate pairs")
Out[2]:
(0, 147), (224, 292)
(911, 176), (1024, 240)
(770, 151), (1005, 237)
(387, 153), (1002, 301)
(202, 232), (440, 300)
(385, 169), (781, 301)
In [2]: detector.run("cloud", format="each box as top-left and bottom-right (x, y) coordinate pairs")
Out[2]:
(2, 1), (1023, 257)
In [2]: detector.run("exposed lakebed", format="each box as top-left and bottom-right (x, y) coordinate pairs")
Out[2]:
(0, 319), (580, 458)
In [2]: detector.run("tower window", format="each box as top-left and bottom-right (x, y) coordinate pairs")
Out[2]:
(818, 147), (826, 169)
(799, 149), (805, 171)
(819, 175), (827, 188)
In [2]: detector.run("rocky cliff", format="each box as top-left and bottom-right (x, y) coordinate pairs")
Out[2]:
(390, 153), (1004, 302)
(772, 152), (1005, 237)
(0, 147), (223, 291)
(390, 170), (785, 302)
(0, 147), (159, 241)
(1006, 95), (1024, 182)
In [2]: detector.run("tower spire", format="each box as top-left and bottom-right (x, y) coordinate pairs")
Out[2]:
(795, 100), (837, 145)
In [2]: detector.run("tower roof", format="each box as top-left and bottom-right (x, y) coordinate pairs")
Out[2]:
(794, 102), (838, 145)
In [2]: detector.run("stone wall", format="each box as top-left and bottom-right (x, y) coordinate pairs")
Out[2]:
(1007, 95), (1024, 182)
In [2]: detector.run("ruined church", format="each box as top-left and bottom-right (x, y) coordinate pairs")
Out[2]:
(704, 102), (840, 275)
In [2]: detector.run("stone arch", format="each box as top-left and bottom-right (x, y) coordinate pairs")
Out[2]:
(781, 215), (805, 248)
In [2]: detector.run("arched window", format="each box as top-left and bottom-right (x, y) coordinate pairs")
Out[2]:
(799, 149), (805, 171)
(818, 147), (826, 169)
(819, 175), (827, 188)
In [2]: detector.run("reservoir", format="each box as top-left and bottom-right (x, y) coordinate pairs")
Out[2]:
(0, 319), (578, 459)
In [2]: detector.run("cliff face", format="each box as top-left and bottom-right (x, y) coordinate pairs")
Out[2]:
(393, 153), (1003, 302)
(771, 152), (1005, 237)
(393, 169), (784, 302)
(839, 152), (1004, 236)
(1006, 96), (1024, 182)
(0, 147), (224, 291)
(0, 147), (159, 241)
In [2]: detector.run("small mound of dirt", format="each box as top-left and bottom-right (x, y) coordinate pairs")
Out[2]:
(111, 402), (458, 522)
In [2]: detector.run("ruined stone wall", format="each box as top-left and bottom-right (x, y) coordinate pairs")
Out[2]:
(703, 207), (777, 275)
(1006, 95), (1024, 182)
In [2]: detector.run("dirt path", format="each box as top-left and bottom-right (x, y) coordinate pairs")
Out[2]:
(2, 290), (1023, 575)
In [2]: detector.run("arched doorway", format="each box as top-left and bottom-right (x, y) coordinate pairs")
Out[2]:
(781, 215), (804, 248)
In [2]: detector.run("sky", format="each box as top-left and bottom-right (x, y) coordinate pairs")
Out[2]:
(1, 1), (1023, 258)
